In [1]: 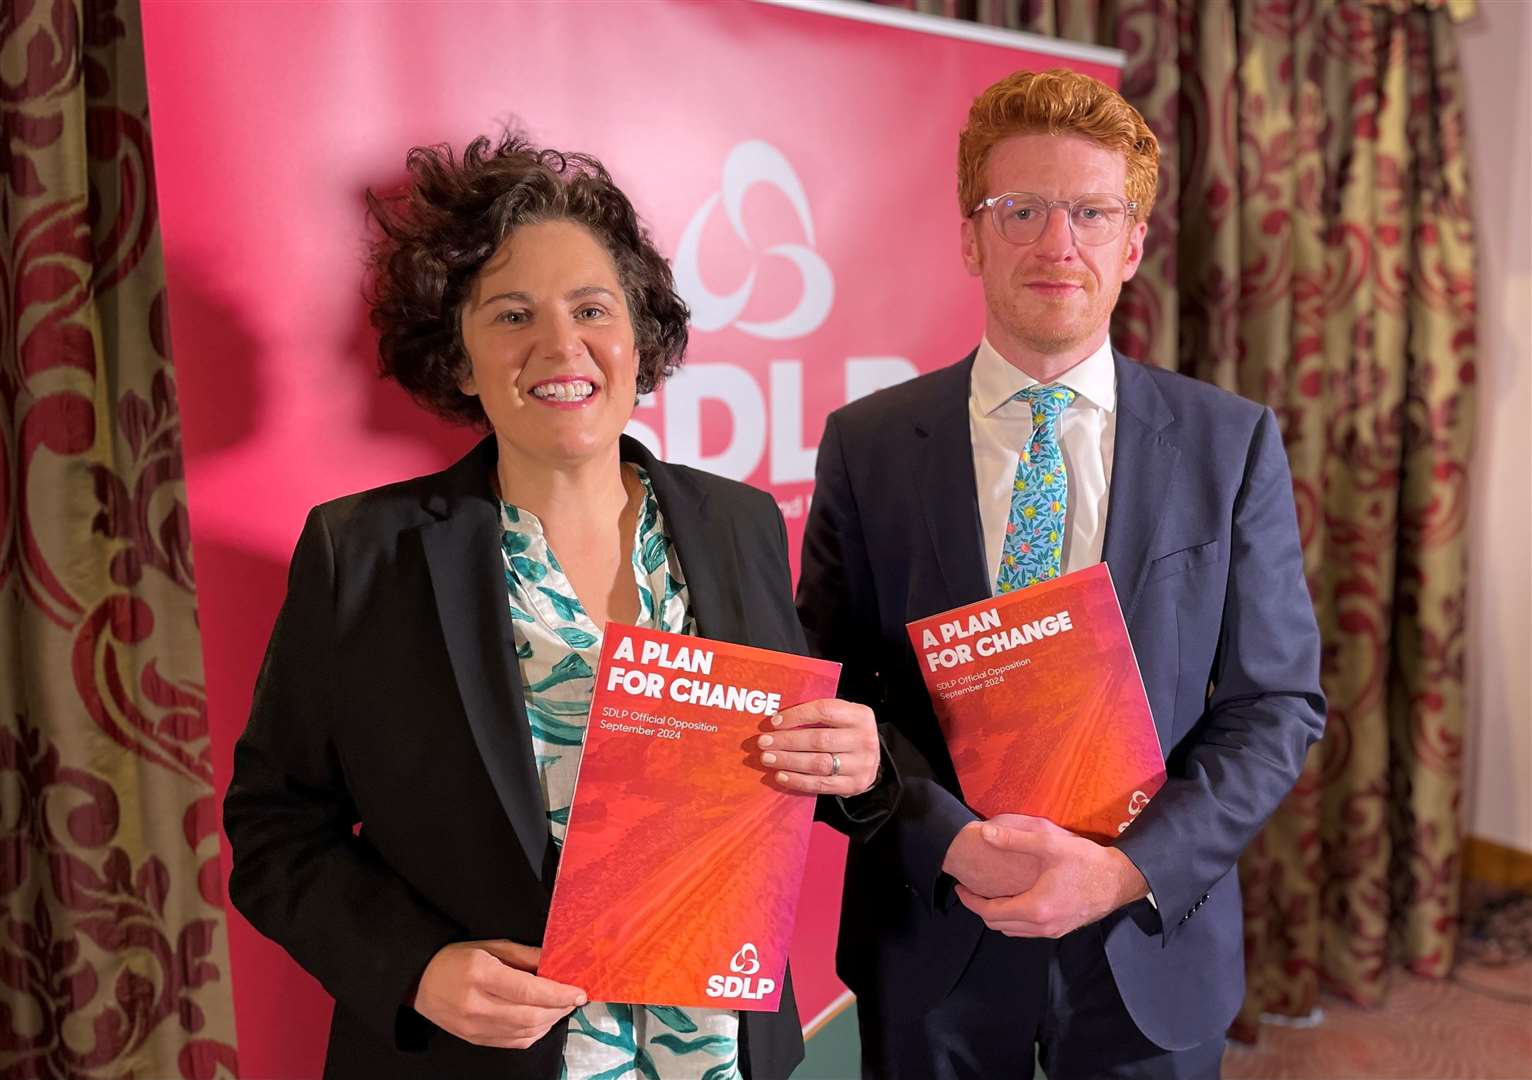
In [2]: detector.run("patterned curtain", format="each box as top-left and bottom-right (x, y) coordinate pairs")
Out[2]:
(0, 1), (239, 1076)
(884, 0), (1478, 1034)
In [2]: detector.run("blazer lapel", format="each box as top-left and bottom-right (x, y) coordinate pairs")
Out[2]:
(419, 439), (550, 880)
(917, 355), (991, 610)
(621, 435), (744, 644)
(1102, 352), (1180, 626)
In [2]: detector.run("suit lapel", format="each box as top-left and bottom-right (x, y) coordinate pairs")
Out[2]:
(419, 439), (550, 880)
(1102, 352), (1180, 626)
(917, 355), (992, 610)
(622, 436), (744, 644)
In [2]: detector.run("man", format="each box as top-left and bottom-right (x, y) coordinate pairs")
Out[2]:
(798, 69), (1325, 1078)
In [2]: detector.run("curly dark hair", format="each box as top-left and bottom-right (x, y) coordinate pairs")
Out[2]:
(365, 133), (690, 426)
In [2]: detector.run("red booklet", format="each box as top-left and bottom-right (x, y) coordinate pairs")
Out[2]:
(538, 625), (840, 1010)
(905, 563), (1165, 843)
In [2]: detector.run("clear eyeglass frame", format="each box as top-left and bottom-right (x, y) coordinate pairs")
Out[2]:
(969, 192), (1138, 246)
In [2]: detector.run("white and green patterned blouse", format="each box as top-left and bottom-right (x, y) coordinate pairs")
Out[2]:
(500, 464), (742, 1080)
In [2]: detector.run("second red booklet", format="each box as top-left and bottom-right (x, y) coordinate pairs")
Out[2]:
(537, 624), (840, 1011)
(905, 563), (1165, 843)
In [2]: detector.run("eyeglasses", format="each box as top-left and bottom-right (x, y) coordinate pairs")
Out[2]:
(969, 192), (1138, 246)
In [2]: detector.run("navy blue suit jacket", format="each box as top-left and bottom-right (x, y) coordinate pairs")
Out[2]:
(797, 350), (1325, 1051)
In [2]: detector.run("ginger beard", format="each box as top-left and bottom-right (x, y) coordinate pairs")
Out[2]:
(981, 252), (1122, 357)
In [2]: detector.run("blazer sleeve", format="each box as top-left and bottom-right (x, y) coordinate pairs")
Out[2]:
(224, 508), (461, 1051)
(798, 411), (972, 904)
(1114, 407), (1326, 940)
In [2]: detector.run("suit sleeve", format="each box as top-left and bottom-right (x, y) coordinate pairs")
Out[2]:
(1114, 407), (1326, 941)
(224, 508), (461, 1050)
(798, 411), (975, 905)
(729, 480), (891, 843)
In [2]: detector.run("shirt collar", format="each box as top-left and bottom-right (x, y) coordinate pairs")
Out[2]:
(971, 335), (1118, 417)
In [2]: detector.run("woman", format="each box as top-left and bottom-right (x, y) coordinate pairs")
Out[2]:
(223, 135), (884, 1079)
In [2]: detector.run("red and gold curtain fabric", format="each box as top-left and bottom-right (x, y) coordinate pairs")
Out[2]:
(890, 0), (1478, 1031)
(1, 1), (239, 1075)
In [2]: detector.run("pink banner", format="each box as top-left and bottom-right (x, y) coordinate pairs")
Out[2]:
(141, 2), (1118, 1072)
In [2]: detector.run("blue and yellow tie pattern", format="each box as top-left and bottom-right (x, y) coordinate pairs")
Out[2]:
(995, 385), (1076, 593)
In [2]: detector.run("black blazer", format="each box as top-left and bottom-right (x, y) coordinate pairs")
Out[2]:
(798, 351), (1325, 1055)
(225, 435), (811, 1079)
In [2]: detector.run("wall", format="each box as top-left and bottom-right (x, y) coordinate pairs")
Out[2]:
(1459, 2), (1532, 854)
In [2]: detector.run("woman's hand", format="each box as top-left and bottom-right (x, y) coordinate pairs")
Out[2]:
(756, 699), (881, 797)
(412, 940), (586, 1049)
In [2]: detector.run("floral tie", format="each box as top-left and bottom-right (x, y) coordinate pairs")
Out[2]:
(995, 385), (1076, 593)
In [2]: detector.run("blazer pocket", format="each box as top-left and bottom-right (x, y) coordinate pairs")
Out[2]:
(1145, 539), (1221, 584)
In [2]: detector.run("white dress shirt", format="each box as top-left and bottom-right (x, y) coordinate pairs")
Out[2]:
(971, 336), (1118, 591)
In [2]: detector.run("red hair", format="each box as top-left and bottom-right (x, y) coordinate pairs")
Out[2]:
(958, 68), (1159, 222)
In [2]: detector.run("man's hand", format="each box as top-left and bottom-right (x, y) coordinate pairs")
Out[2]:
(941, 820), (1043, 899)
(757, 698), (881, 796)
(954, 815), (1149, 937)
(412, 940), (586, 1049)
